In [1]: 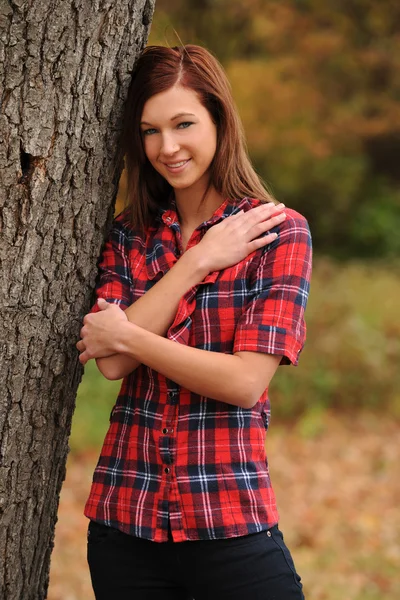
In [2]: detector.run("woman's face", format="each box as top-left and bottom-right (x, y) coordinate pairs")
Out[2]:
(140, 85), (217, 196)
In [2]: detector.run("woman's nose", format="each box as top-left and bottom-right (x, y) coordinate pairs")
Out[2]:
(160, 134), (179, 156)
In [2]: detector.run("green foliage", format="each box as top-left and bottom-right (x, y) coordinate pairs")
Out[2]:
(269, 260), (400, 420)
(147, 0), (400, 259)
(70, 262), (400, 452)
(70, 362), (121, 452)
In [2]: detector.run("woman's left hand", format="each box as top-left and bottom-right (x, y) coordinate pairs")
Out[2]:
(76, 299), (129, 365)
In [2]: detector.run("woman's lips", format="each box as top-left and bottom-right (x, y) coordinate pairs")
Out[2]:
(164, 159), (191, 173)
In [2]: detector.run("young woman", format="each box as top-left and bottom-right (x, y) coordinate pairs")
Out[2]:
(77, 45), (312, 600)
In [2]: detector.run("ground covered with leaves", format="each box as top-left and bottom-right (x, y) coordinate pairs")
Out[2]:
(48, 411), (399, 600)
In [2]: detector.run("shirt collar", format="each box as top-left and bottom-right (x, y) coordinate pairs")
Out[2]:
(146, 198), (253, 280)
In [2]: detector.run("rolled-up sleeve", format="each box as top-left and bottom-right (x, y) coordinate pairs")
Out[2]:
(233, 210), (312, 365)
(90, 220), (133, 314)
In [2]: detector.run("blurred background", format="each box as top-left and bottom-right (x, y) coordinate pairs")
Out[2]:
(49, 2), (400, 599)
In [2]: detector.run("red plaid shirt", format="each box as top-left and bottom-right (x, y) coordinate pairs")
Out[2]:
(84, 197), (312, 542)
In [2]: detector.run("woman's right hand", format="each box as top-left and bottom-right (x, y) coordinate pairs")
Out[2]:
(194, 202), (286, 273)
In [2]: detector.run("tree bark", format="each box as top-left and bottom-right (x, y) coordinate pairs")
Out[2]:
(0, 1), (155, 598)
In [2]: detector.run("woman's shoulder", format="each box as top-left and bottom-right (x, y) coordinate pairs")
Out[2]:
(112, 207), (134, 232)
(242, 198), (310, 240)
(263, 206), (312, 265)
(280, 207), (310, 235)
(110, 208), (148, 248)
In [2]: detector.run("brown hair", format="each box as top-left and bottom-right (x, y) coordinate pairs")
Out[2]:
(123, 44), (275, 229)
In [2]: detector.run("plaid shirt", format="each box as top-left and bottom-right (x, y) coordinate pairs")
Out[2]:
(84, 197), (312, 542)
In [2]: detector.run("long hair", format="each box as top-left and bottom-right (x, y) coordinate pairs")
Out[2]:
(123, 45), (275, 229)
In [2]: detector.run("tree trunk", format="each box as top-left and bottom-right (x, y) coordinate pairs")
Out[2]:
(0, 1), (155, 598)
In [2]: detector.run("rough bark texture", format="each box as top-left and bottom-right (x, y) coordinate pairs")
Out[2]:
(0, 1), (155, 598)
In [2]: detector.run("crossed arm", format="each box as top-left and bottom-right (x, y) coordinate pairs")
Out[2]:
(77, 203), (287, 408)
(93, 245), (212, 381)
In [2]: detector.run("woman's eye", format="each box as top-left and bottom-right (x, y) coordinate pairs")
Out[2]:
(142, 128), (157, 136)
(177, 121), (193, 130)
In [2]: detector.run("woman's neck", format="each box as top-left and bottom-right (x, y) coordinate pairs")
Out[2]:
(175, 186), (225, 231)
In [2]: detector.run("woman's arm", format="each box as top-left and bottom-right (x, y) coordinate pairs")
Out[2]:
(93, 202), (287, 380)
(79, 311), (281, 408)
(95, 246), (209, 379)
(78, 209), (312, 406)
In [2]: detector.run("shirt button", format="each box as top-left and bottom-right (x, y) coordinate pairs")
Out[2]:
(168, 392), (177, 404)
(267, 530), (271, 537)
(164, 467), (171, 474)
(162, 428), (168, 434)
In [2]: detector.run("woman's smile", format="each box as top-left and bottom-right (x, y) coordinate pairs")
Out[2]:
(163, 158), (191, 172)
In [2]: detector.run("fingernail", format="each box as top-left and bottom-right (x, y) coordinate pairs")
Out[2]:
(277, 203), (285, 208)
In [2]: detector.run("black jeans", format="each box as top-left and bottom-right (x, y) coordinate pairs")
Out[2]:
(87, 520), (305, 600)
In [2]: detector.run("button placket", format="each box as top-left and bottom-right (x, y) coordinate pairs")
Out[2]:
(161, 386), (179, 476)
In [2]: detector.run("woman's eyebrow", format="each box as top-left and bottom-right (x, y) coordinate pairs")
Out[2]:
(171, 112), (196, 120)
(140, 112), (196, 126)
